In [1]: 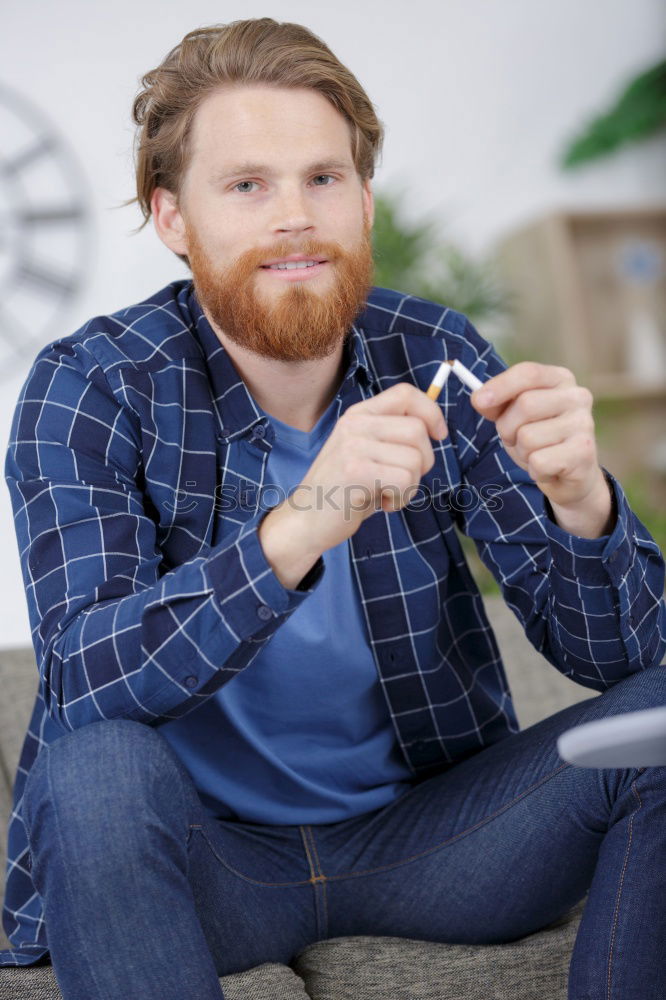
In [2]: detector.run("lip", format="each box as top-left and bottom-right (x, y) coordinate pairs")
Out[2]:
(259, 260), (329, 281)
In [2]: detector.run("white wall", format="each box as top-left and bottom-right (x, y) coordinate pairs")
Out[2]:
(1, 0), (664, 648)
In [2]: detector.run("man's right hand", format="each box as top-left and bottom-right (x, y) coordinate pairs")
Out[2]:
(258, 383), (448, 590)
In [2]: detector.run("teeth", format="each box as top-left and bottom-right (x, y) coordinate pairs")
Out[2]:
(269, 260), (320, 270)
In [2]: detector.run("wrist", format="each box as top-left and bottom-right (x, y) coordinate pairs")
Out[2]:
(548, 470), (615, 539)
(258, 501), (323, 591)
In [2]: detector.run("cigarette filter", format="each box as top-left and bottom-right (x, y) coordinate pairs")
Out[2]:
(426, 361), (451, 400)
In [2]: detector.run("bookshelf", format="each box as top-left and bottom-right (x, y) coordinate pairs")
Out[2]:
(495, 207), (666, 398)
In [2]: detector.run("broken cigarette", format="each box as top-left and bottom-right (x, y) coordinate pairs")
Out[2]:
(425, 361), (451, 399)
(426, 359), (484, 400)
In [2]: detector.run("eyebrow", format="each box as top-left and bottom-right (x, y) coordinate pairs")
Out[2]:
(210, 159), (354, 183)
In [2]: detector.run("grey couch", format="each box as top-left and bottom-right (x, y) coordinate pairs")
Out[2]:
(0, 597), (595, 999)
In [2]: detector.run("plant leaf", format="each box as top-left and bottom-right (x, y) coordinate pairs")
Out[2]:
(561, 59), (666, 168)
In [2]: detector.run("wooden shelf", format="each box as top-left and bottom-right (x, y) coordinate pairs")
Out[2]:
(495, 206), (666, 396)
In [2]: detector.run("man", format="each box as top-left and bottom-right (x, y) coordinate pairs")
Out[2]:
(1, 17), (664, 1000)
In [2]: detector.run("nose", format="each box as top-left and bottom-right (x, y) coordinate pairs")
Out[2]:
(272, 184), (314, 236)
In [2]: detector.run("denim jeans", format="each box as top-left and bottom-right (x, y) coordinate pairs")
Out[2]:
(22, 666), (666, 1000)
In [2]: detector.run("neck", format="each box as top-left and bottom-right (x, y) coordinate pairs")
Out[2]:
(206, 310), (348, 432)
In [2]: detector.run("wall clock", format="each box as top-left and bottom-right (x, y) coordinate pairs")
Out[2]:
(0, 83), (94, 379)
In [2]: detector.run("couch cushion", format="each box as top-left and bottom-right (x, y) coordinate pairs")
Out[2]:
(0, 649), (41, 953)
(292, 898), (585, 1000)
(0, 650), (40, 784)
(0, 960), (311, 999)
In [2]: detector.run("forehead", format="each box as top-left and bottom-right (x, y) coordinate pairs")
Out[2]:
(188, 84), (355, 172)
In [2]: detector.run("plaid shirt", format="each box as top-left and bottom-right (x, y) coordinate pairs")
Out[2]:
(2, 280), (664, 965)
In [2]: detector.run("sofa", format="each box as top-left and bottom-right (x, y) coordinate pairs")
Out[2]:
(0, 596), (595, 999)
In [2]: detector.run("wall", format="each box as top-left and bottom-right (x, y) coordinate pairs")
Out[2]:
(0, 0), (664, 647)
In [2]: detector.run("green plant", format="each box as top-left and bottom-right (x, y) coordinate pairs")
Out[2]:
(458, 532), (500, 596)
(622, 476), (666, 559)
(371, 189), (513, 324)
(560, 59), (666, 168)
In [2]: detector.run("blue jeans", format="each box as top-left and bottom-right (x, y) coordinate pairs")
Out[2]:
(22, 667), (666, 1000)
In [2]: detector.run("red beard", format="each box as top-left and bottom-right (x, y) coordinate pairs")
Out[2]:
(186, 220), (374, 363)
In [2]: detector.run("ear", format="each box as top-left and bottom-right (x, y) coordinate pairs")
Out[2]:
(151, 187), (189, 257)
(362, 178), (374, 230)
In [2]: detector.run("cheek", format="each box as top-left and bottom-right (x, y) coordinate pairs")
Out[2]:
(336, 211), (368, 247)
(196, 230), (237, 270)
(323, 187), (364, 226)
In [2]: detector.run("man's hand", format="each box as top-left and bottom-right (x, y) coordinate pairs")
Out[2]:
(470, 361), (614, 539)
(259, 383), (447, 589)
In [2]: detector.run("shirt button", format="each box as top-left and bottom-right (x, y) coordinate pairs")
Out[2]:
(218, 427), (230, 439)
(184, 675), (198, 689)
(257, 604), (272, 621)
(253, 424), (266, 439)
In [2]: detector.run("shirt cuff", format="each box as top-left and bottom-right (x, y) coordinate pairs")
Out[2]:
(204, 509), (325, 640)
(543, 469), (634, 586)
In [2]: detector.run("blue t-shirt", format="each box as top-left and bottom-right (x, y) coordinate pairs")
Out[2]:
(160, 394), (414, 824)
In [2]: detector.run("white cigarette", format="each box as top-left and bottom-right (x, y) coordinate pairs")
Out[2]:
(425, 361), (451, 400)
(447, 359), (484, 392)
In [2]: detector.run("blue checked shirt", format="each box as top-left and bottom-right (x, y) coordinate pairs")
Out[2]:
(2, 280), (665, 965)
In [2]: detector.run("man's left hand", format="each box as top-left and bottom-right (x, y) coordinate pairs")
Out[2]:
(470, 362), (614, 539)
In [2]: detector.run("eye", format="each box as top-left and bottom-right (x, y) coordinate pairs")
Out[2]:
(233, 180), (259, 193)
(312, 174), (335, 186)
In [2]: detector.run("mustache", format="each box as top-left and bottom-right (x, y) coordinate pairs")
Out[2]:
(231, 238), (344, 277)
(184, 212), (373, 279)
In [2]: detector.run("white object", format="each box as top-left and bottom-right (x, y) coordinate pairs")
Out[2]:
(449, 359), (484, 392)
(429, 361), (452, 391)
(557, 706), (666, 768)
(625, 306), (666, 387)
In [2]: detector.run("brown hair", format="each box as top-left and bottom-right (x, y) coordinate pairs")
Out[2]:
(128, 18), (384, 228)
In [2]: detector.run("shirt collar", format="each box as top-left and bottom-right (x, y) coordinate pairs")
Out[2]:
(187, 284), (377, 440)
(343, 320), (376, 392)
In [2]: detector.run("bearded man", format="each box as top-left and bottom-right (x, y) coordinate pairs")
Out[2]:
(1, 18), (665, 1000)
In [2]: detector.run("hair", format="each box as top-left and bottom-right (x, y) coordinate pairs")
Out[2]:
(127, 18), (385, 229)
